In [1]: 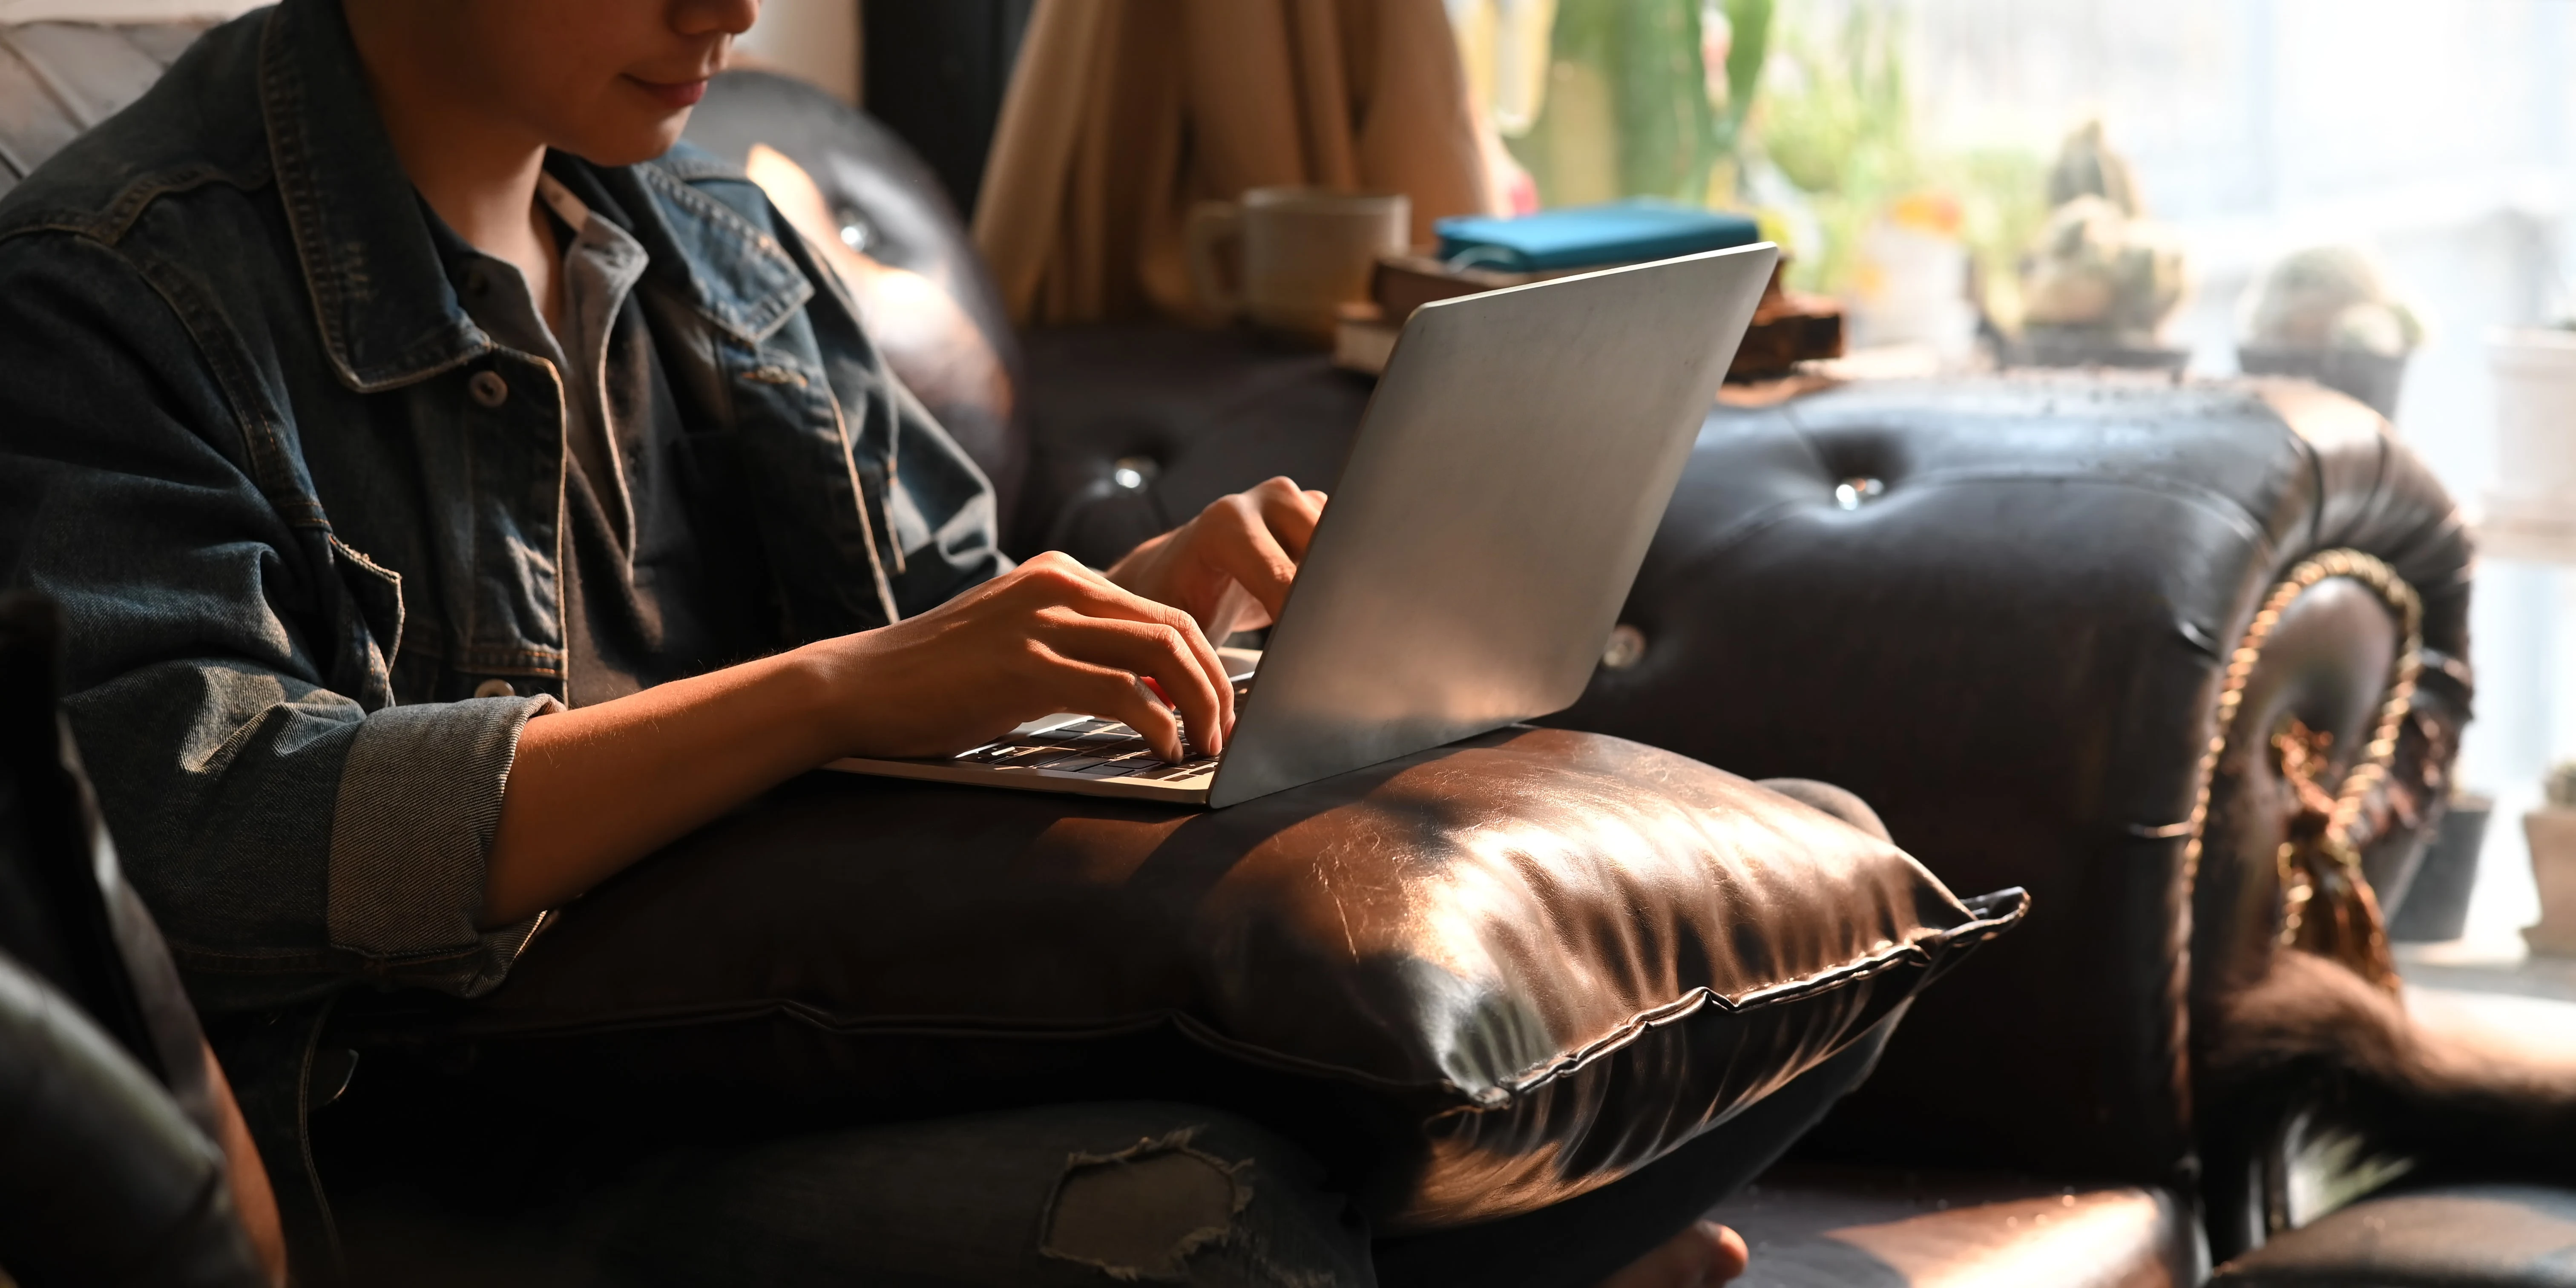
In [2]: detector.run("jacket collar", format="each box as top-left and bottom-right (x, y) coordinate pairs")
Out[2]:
(566, 152), (815, 348)
(259, 0), (810, 394)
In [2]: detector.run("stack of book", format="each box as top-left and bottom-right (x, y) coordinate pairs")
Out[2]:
(1332, 200), (1843, 384)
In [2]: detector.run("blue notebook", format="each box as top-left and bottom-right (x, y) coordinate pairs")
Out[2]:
(1434, 200), (1760, 273)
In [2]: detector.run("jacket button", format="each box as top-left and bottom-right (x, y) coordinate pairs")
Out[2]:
(472, 678), (515, 699)
(469, 370), (509, 408)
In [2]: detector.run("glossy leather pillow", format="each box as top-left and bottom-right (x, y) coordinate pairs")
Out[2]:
(345, 727), (2022, 1230)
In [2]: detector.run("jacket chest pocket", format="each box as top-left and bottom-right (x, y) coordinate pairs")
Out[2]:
(325, 533), (405, 709)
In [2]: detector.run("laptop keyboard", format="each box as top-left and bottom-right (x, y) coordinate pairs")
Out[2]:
(948, 678), (1251, 784)
(952, 719), (1214, 781)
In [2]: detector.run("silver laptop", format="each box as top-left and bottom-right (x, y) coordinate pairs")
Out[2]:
(828, 242), (1779, 808)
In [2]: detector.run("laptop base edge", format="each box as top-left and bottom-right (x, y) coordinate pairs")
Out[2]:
(822, 756), (1214, 806)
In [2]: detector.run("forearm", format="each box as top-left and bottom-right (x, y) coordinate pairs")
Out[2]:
(483, 550), (1256, 926)
(483, 645), (843, 926)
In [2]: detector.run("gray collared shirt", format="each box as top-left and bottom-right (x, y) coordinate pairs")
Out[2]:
(440, 175), (776, 708)
(486, 175), (649, 552)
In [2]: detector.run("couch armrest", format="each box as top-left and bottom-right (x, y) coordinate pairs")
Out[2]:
(1548, 374), (2472, 1186)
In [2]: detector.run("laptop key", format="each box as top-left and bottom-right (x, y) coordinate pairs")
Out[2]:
(948, 724), (1204, 781)
(1068, 760), (1150, 778)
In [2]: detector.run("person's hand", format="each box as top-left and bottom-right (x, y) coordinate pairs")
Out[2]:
(1597, 1221), (1748, 1288)
(818, 552), (1233, 764)
(1106, 476), (1327, 641)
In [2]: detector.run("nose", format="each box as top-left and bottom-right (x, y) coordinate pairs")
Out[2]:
(675, 0), (760, 39)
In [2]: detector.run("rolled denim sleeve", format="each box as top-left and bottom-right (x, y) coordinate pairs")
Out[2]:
(328, 696), (555, 986)
(0, 232), (541, 1011)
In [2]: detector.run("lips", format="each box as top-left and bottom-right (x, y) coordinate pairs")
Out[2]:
(628, 76), (710, 109)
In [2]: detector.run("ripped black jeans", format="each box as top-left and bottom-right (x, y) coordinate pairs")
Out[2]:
(532, 1018), (1892, 1288)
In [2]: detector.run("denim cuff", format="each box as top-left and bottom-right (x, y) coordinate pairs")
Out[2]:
(326, 694), (558, 996)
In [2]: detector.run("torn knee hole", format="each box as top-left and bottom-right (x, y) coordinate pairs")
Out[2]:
(1041, 1129), (1253, 1281)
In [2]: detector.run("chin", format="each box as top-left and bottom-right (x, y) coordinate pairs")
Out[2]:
(573, 115), (694, 167)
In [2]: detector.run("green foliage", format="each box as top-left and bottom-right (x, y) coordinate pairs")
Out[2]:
(1755, 3), (1916, 292)
(1608, 0), (1714, 200)
(1505, 0), (1774, 208)
(1950, 147), (2051, 329)
(1745, 3), (2044, 310)
(1491, 0), (2048, 315)
(1718, 0), (1774, 155)
(1509, 0), (1702, 204)
(1760, 3), (1912, 200)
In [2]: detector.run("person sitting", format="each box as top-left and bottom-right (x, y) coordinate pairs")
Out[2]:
(0, 0), (1844, 1282)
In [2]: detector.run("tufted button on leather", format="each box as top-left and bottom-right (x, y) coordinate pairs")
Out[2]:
(834, 205), (876, 253)
(472, 678), (515, 699)
(1111, 454), (1160, 492)
(1601, 624), (1647, 670)
(1834, 477), (1886, 510)
(469, 370), (510, 408)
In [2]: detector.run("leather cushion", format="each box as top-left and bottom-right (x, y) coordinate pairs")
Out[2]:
(1710, 1164), (2204, 1288)
(0, 23), (212, 198)
(0, 950), (267, 1288)
(2213, 1184), (2576, 1285)
(338, 727), (2021, 1231)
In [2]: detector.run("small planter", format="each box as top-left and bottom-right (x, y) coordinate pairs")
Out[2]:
(2485, 329), (2576, 564)
(2007, 325), (2189, 372)
(2389, 793), (2490, 943)
(2237, 346), (2409, 421)
(2524, 807), (2576, 957)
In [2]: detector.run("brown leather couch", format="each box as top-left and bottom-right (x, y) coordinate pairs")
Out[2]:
(918, 106), (2559, 1288)
(5, 18), (2567, 1288)
(1004, 325), (2506, 1286)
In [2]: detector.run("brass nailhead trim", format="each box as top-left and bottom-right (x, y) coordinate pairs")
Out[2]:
(2176, 549), (2424, 914)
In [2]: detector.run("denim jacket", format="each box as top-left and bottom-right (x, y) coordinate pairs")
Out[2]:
(0, 0), (1006, 1012)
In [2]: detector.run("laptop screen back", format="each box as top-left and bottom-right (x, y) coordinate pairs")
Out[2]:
(1208, 243), (1778, 807)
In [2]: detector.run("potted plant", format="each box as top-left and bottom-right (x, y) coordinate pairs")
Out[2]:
(2484, 326), (2576, 564)
(2524, 762), (2576, 957)
(2237, 245), (2421, 421)
(2010, 122), (2189, 369)
(2389, 789), (2493, 944)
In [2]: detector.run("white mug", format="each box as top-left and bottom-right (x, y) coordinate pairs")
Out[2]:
(1187, 187), (1410, 341)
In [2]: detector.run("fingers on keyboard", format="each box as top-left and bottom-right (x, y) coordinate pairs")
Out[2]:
(953, 713), (1216, 781)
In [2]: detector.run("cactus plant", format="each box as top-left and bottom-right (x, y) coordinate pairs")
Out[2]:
(2018, 194), (2186, 342)
(2013, 123), (2187, 350)
(2547, 761), (2576, 811)
(2241, 245), (2423, 358)
(1504, 0), (1775, 207)
(2045, 120), (2141, 217)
